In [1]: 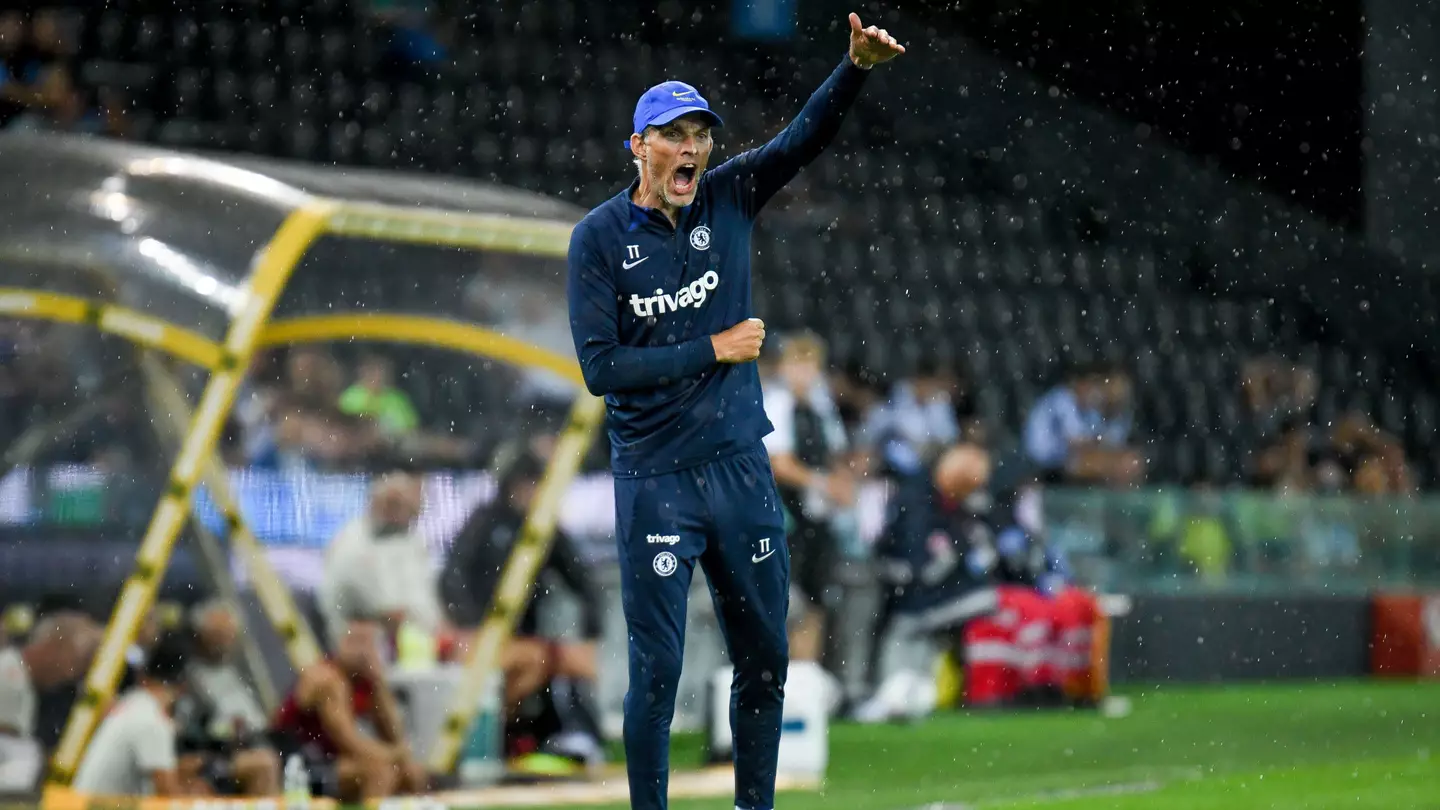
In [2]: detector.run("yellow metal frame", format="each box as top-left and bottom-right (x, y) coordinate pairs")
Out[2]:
(45, 203), (334, 784)
(428, 392), (606, 772)
(0, 288), (223, 369)
(18, 195), (597, 790)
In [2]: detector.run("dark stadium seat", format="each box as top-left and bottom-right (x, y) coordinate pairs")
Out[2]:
(58, 0), (1436, 486)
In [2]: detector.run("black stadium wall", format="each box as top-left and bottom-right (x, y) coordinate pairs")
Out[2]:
(1109, 593), (1373, 683)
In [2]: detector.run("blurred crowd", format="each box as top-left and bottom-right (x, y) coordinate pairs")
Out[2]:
(1, 317), (1420, 497)
(1240, 355), (1415, 496)
(2, 330), (1433, 799)
(0, 445), (608, 799)
(227, 347), (480, 472)
(0, 8), (128, 138)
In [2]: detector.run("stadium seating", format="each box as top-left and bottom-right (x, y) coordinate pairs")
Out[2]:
(61, 0), (1438, 485)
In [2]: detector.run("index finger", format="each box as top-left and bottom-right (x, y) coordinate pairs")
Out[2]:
(748, 317), (765, 327)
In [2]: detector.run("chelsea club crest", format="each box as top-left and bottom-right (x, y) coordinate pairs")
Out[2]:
(689, 225), (712, 251)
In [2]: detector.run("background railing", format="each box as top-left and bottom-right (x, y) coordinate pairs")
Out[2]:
(1044, 487), (1440, 593)
(5, 465), (1440, 593)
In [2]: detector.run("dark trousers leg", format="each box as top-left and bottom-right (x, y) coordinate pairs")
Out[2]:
(701, 450), (791, 810)
(615, 474), (706, 810)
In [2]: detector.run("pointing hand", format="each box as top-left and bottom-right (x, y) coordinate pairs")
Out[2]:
(848, 12), (906, 69)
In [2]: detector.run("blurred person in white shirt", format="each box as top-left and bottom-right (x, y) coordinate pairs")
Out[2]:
(760, 333), (854, 669)
(73, 633), (192, 797)
(0, 612), (99, 792)
(318, 472), (446, 652)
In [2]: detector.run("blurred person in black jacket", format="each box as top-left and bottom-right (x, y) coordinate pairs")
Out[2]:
(855, 443), (1001, 723)
(858, 444), (1104, 719)
(440, 448), (606, 766)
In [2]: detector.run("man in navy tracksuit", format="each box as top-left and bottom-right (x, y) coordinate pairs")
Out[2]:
(567, 14), (903, 810)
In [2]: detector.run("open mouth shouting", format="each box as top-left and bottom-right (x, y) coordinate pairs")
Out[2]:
(671, 163), (699, 198)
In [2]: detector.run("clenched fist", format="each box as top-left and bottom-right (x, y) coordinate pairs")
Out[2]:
(712, 318), (766, 363)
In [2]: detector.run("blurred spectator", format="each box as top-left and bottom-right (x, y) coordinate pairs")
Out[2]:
(760, 332), (853, 667)
(1147, 480), (1235, 582)
(1243, 355), (1318, 486)
(318, 472), (444, 648)
(0, 612), (100, 792)
(73, 632), (193, 797)
(861, 357), (961, 473)
(285, 348), (347, 412)
(441, 449), (605, 764)
(859, 443), (997, 722)
(271, 621), (426, 800)
(177, 602), (279, 797)
(1023, 362), (1143, 487)
(339, 354), (420, 439)
(185, 602), (267, 738)
(1324, 411), (1416, 494)
(1240, 356), (1317, 440)
(3, 8), (85, 134)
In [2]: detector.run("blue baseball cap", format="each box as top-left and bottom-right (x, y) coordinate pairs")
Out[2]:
(625, 81), (724, 149)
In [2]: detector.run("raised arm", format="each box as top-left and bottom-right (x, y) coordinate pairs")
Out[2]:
(718, 12), (905, 216)
(567, 225), (717, 396)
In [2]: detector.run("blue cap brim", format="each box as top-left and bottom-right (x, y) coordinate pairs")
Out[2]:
(623, 107), (724, 149)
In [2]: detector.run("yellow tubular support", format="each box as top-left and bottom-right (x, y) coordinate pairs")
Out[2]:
(259, 314), (584, 387)
(45, 203), (333, 787)
(139, 356), (324, 677)
(0, 288), (223, 369)
(325, 203), (574, 257)
(428, 392), (607, 774)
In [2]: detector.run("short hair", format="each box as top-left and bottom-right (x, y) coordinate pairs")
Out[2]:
(631, 125), (657, 172)
(780, 331), (827, 365)
(30, 611), (94, 651)
(144, 631), (190, 685)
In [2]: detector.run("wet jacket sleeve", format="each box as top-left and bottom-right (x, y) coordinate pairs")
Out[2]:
(567, 224), (716, 396)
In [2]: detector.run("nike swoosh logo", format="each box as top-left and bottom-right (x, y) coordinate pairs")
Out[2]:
(752, 550), (776, 563)
(672, 92), (696, 99)
(621, 256), (650, 270)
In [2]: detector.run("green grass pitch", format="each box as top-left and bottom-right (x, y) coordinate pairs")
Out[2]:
(511, 680), (1440, 810)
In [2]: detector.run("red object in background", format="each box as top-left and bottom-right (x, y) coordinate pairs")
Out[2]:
(962, 585), (1108, 707)
(437, 628), (462, 663)
(1371, 593), (1440, 678)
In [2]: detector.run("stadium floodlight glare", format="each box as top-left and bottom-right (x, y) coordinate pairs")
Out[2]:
(0, 133), (600, 791)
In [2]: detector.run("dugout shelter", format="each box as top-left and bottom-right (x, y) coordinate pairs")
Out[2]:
(0, 132), (604, 791)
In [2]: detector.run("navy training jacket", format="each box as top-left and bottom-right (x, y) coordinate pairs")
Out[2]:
(567, 55), (870, 478)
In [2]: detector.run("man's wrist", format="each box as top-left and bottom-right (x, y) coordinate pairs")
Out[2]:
(848, 51), (874, 70)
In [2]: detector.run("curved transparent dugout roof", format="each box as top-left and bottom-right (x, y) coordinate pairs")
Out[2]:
(0, 133), (584, 347)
